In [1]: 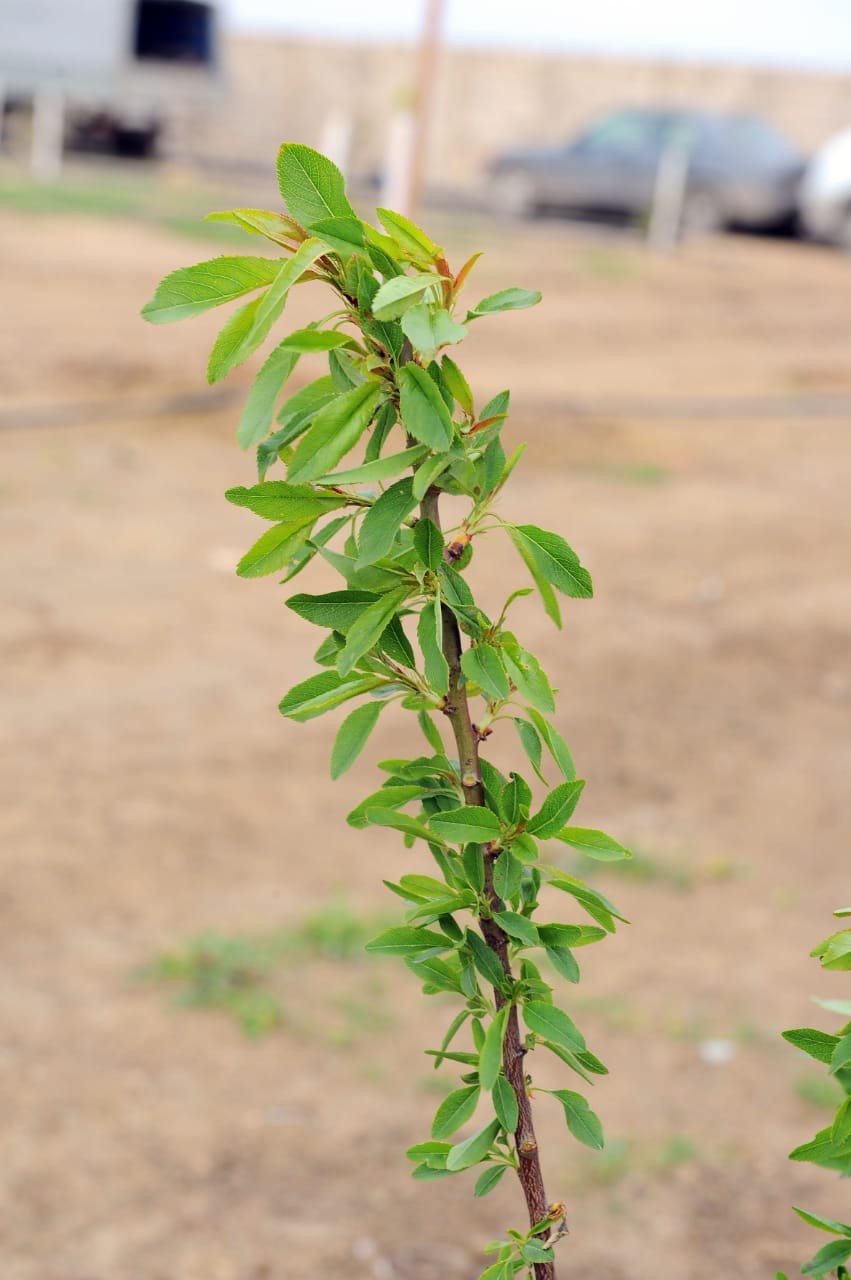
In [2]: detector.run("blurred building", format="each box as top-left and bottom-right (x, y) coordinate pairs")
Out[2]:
(187, 35), (851, 191)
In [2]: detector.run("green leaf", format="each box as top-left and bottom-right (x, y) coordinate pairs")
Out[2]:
(461, 644), (510, 702)
(204, 207), (305, 246)
(430, 806), (502, 845)
(376, 207), (440, 260)
(401, 304), (467, 355)
(466, 930), (510, 991)
(277, 327), (357, 353)
(275, 373), (337, 432)
(287, 589), (377, 632)
(505, 524), (561, 627)
(546, 946), (580, 983)
(357, 477), (417, 566)
(520, 1241), (555, 1265)
(441, 355), (474, 415)
(365, 926), (452, 957)
(338, 587), (411, 676)
(431, 1085), (481, 1139)
(222, 239), (327, 376)
(813, 929), (851, 971)
(783, 1028), (840, 1066)
(527, 781), (585, 839)
(317, 445), (427, 485)
(466, 287), (542, 320)
(502, 647), (555, 713)
(279, 670), (381, 722)
(287, 382), (382, 484)
(310, 215), (368, 259)
(207, 293), (264, 384)
(372, 273), (438, 321)
(551, 1089), (604, 1149)
(276, 142), (356, 227)
(413, 518), (445, 571)
(523, 1000), (585, 1052)
(142, 255), (283, 324)
(479, 1006), (509, 1090)
(802, 1239), (851, 1276)
(364, 807), (442, 844)
(512, 718), (546, 782)
(493, 850), (523, 902)
(526, 708), (576, 780)
(474, 1164), (508, 1198)
(510, 524), (593, 598)
(493, 911), (538, 947)
(418, 597), (450, 694)
(236, 520), (312, 578)
(831, 1033), (851, 1074)
(330, 700), (383, 778)
(446, 1118), (501, 1172)
(554, 827), (631, 861)
(793, 1207), (851, 1238)
(492, 1074), (519, 1132)
(412, 452), (452, 500)
(399, 364), (454, 451)
(236, 345), (300, 449)
(227, 482), (347, 523)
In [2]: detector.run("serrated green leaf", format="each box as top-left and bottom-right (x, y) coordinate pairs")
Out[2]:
(813, 929), (851, 971)
(276, 142), (356, 227)
(372, 273), (438, 321)
(317, 445), (427, 485)
(346, 784), (429, 828)
(526, 708), (575, 780)
(330, 700), (384, 779)
(279, 670), (381, 721)
(461, 644), (510, 702)
(551, 1088), (604, 1149)
(502, 647), (555, 713)
(417, 597), (450, 694)
(793, 1207), (851, 1238)
(278, 327), (357, 353)
(441, 355), (474, 415)
(142, 255), (283, 324)
(479, 1006), (509, 1090)
(527, 780), (585, 839)
(376, 207), (440, 259)
(830, 1033), (851, 1074)
(466, 287), (542, 320)
(310, 215), (367, 259)
(227, 482), (347, 523)
(783, 1028), (840, 1066)
(287, 589), (376, 632)
(413, 518), (445, 571)
(554, 826), (631, 861)
(401, 304), (467, 355)
(287, 382), (382, 484)
(493, 911), (538, 947)
(412, 451), (453, 500)
(399, 363), (454, 451)
(801, 1239), (851, 1276)
(492, 1074), (519, 1132)
(430, 806), (502, 845)
(236, 344), (300, 448)
(431, 1085), (481, 1139)
(466, 930), (509, 991)
(546, 946), (580, 983)
(207, 293), (264, 384)
(365, 926), (452, 957)
(505, 524), (561, 627)
(236, 520), (312, 578)
(523, 1000), (585, 1051)
(512, 717), (546, 783)
(220, 239), (327, 377)
(357, 477), (417, 566)
(510, 523), (593, 599)
(446, 1118), (501, 1172)
(365, 807), (444, 845)
(204, 207), (305, 246)
(474, 1164), (508, 1198)
(338, 586), (410, 676)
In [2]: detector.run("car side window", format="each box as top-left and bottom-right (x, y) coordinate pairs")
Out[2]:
(576, 113), (666, 159)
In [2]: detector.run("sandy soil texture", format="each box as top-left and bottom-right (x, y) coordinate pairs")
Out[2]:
(1, 201), (850, 1280)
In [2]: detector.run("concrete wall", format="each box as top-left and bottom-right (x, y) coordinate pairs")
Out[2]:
(186, 35), (851, 187)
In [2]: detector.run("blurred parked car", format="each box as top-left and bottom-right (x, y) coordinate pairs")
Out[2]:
(799, 127), (851, 248)
(488, 108), (805, 232)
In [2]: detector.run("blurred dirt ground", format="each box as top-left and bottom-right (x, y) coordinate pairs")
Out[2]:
(1, 191), (850, 1280)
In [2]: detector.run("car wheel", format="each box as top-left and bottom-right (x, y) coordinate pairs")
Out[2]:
(680, 190), (725, 235)
(491, 169), (537, 219)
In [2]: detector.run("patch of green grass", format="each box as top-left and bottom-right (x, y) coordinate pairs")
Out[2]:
(794, 1073), (845, 1111)
(650, 1132), (697, 1172)
(577, 246), (640, 281)
(140, 899), (394, 1037)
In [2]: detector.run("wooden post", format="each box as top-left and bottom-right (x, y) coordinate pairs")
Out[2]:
(402, 0), (446, 218)
(31, 86), (65, 182)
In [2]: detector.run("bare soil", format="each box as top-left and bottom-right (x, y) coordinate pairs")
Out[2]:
(1, 203), (850, 1280)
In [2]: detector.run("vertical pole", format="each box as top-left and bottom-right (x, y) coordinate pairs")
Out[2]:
(648, 139), (689, 251)
(31, 86), (65, 182)
(403, 0), (446, 218)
